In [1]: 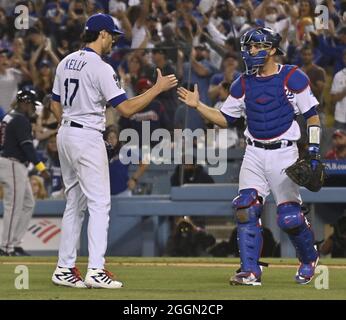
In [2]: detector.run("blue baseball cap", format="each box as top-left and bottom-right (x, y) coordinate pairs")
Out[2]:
(85, 14), (123, 35)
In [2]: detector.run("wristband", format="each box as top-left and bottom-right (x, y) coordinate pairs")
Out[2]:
(308, 125), (321, 145)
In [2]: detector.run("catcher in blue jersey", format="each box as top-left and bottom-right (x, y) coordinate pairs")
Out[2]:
(178, 27), (322, 286)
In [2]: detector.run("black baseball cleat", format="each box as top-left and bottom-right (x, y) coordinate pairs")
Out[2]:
(13, 247), (31, 256)
(0, 249), (9, 256)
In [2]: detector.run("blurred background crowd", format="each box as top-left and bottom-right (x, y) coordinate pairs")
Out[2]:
(0, 0), (346, 257)
(1, 0), (346, 197)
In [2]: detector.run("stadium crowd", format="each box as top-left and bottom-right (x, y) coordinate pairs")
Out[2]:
(0, 0), (345, 200)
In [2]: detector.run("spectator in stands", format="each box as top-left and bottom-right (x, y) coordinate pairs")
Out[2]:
(151, 46), (179, 128)
(254, 1), (292, 37)
(320, 216), (346, 257)
(296, 0), (316, 43)
(183, 44), (217, 129)
(109, 0), (127, 14)
(8, 37), (31, 82)
(64, 0), (88, 45)
(300, 45), (328, 153)
(0, 49), (25, 113)
(170, 156), (214, 187)
(55, 32), (70, 60)
(315, 130), (346, 218)
(317, 26), (346, 74)
(300, 45), (326, 108)
(128, 1), (151, 49)
(104, 126), (149, 196)
(34, 94), (59, 150)
(29, 175), (48, 200)
(118, 53), (152, 98)
(86, 0), (105, 15)
(119, 78), (170, 147)
(166, 216), (216, 257)
(41, 134), (63, 197)
(109, 8), (132, 44)
(208, 53), (240, 104)
(0, 6), (11, 47)
(325, 129), (346, 160)
(176, 1), (201, 49)
(43, 0), (69, 37)
(331, 50), (346, 130)
(26, 27), (46, 52)
(146, 14), (162, 45)
(231, 3), (253, 37)
(22, 0), (40, 27)
(160, 23), (180, 63)
(29, 37), (60, 100)
(183, 44), (217, 105)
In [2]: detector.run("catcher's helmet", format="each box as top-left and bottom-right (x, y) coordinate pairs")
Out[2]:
(240, 27), (284, 74)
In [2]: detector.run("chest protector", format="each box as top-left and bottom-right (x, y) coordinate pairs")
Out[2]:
(243, 65), (296, 139)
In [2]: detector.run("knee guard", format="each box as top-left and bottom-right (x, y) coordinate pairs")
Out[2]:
(232, 189), (263, 276)
(277, 202), (318, 264)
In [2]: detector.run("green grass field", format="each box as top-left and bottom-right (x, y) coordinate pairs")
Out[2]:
(0, 257), (345, 300)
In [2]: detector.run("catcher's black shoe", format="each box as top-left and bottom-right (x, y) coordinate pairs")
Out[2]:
(13, 247), (31, 256)
(0, 249), (9, 256)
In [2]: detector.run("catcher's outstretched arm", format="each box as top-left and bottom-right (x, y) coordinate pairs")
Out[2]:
(196, 102), (228, 128)
(177, 85), (228, 128)
(306, 114), (320, 128)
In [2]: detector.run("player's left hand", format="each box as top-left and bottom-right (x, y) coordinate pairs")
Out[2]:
(177, 84), (200, 108)
(154, 68), (178, 93)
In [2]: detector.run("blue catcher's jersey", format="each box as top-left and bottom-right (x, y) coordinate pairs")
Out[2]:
(221, 64), (319, 141)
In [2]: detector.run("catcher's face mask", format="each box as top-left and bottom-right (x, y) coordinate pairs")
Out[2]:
(240, 28), (284, 75)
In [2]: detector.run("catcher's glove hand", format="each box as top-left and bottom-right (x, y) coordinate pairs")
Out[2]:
(285, 156), (325, 192)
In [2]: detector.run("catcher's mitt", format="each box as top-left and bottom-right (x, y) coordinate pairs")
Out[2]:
(285, 157), (325, 192)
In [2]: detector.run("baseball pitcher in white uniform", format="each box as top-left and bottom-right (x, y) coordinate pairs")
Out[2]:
(50, 13), (177, 289)
(178, 28), (321, 286)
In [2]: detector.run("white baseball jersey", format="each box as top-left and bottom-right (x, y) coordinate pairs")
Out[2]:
(221, 64), (319, 142)
(331, 68), (346, 123)
(52, 47), (127, 131)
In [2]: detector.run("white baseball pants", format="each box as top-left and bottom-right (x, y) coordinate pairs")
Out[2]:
(239, 143), (302, 205)
(57, 125), (110, 269)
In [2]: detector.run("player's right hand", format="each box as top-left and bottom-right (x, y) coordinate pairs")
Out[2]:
(155, 68), (178, 93)
(177, 84), (200, 109)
